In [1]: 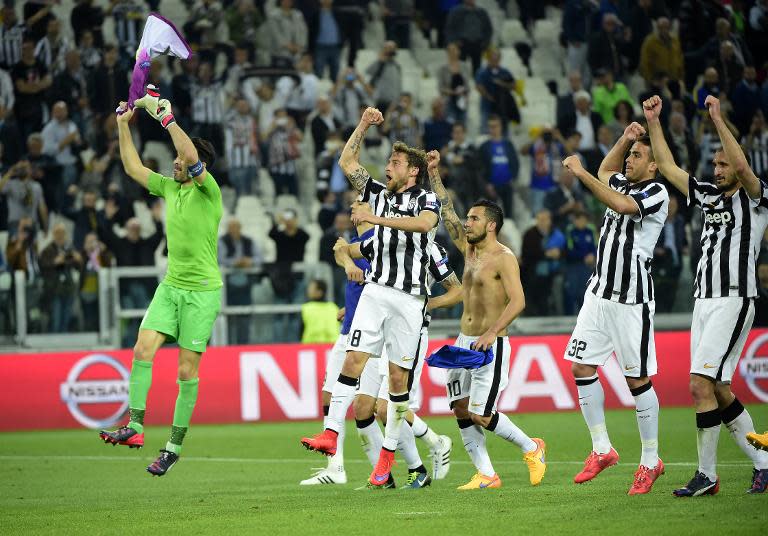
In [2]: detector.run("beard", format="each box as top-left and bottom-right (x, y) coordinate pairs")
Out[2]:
(715, 176), (738, 190)
(466, 229), (487, 244)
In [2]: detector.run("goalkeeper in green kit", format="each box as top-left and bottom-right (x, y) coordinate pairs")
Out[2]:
(99, 86), (223, 476)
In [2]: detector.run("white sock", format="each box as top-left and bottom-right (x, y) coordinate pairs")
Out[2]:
(697, 409), (721, 481)
(326, 375), (357, 433)
(383, 392), (409, 451)
(722, 398), (768, 470)
(576, 374), (611, 454)
(356, 415), (383, 467)
(398, 420), (424, 470)
(487, 412), (537, 453)
(458, 418), (495, 477)
(411, 414), (442, 450)
(632, 383), (660, 468)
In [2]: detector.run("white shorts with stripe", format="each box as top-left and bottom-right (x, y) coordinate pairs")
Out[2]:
(691, 297), (755, 383)
(322, 333), (348, 393)
(445, 333), (511, 417)
(356, 328), (428, 411)
(346, 283), (427, 370)
(564, 291), (657, 377)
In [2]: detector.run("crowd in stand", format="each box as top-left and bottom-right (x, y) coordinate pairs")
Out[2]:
(2, 0), (768, 341)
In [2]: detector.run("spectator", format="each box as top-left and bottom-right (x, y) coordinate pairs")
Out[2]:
(39, 222), (82, 332)
(639, 17), (684, 86)
(653, 196), (686, 313)
(190, 62), (225, 158)
(695, 66), (721, 112)
(437, 42), (472, 125)
(5, 217), (40, 281)
(0, 67), (21, 165)
(0, 6), (26, 70)
(185, 0), (224, 65)
(41, 101), (82, 206)
(521, 209), (565, 316)
(562, 209), (596, 314)
(382, 0), (413, 49)
(311, 95), (342, 158)
(331, 67), (372, 129)
(269, 208), (309, 263)
(309, 0), (342, 81)
(51, 50), (88, 131)
(423, 97), (452, 152)
(637, 71), (672, 129)
(34, 17), (71, 76)
(266, 109), (302, 196)
(77, 30), (101, 74)
(320, 210), (352, 266)
(475, 48), (519, 133)
(606, 100), (635, 141)
(169, 53), (199, 127)
(587, 13), (630, 80)
(224, 97), (260, 198)
(280, 53), (320, 131)
(300, 278), (339, 343)
(64, 186), (104, 250)
(24, 132), (60, 215)
(559, 90), (602, 152)
(520, 126), (566, 216)
(254, 81), (284, 142)
(317, 190), (340, 231)
(749, 0), (768, 68)
(87, 44), (129, 118)
(742, 111), (768, 180)
(365, 40), (402, 112)
(334, 0), (366, 69)
(109, 0), (145, 66)
(703, 17), (753, 68)
(224, 44), (258, 106)
(731, 65), (760, 137)
(79, 231), (112, 331)
(667, 111), (699, 176)
(478, 115), (519, 217)
(383, 92), (422, 148)
(544, 165), (586, 231)
(583, 124), (615, 174)
(12, 39), (52, 140)
(225, 1), (265, 57)
(267, 0), (308, 68)
(591, 69), (634, 125)
(71, 0), (106, 48)
(562, 0), (596, 86)
(712, 40), (745, 95)
(218, 218), (260, 344)
(625, 0), (659, 72)
(442, 122), (484, 203)
(556, 72), (584, 136)
(444, 0), (493, 74)
(0, 159), (48, 235)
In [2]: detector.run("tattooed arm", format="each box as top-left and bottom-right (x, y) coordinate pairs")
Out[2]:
(426, 150), (466, 254)
(427, 272), (463, 311)
(339, 107), (384, 193)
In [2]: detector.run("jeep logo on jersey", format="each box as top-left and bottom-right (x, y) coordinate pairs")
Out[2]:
(740, 333), (768, 403)
(60, 354), (130, 429)
(703, 209), (733, 226)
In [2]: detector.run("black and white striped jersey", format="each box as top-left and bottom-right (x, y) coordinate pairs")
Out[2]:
(688, 175), (768, 298)
(191, 82), (224, 125)
(224, 113), (259, 168)
(359, 177), (441, 296)
(34, 36), (70, 74)
(587, 173), (669, 304)
(423, 241), (454, 327)
(0, 23), (24, 69)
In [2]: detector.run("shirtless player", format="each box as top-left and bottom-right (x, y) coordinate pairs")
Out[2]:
(426, 150), (547, 489)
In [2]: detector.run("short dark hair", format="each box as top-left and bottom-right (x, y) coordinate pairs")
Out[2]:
(471, 198), (504, 232)
(391, 141), (428, 186)
(311, 279), (328, 300)
(192, 137), (216, 168)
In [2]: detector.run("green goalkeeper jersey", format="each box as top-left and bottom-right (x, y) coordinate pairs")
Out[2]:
(148, 171), (223, 291)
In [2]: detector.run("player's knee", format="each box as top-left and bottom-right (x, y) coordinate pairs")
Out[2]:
(375, 401), (388, 424)
(451, 399), (470, 420)
(470, 413), (491, 428)
(571, 362), (595, 378)
(133, 340), (156, 362)
(178, 362), (198, 381)
(342, 351), (367, 375)
(714, 383), (735, 407)
(353, 397), (374, 420)
(689, 376), (714, 402)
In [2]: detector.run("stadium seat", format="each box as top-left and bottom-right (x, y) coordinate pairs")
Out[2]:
(501, 19), (530, 47)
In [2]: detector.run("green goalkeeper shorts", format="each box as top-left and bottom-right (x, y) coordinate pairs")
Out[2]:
(140, 282), (222, 353)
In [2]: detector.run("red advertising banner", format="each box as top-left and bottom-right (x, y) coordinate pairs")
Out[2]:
(2, 330), (768, 431)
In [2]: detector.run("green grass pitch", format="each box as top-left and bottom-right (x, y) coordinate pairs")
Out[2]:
(1, 406), (766, 535)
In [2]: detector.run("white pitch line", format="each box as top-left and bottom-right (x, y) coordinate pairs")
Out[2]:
(0, 455), (754, 467)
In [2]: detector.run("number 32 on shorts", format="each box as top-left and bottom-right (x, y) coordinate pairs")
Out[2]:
(568, 339), (587, 359)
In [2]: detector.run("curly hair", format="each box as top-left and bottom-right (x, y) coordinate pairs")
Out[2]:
(391, 141), (428, 185)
